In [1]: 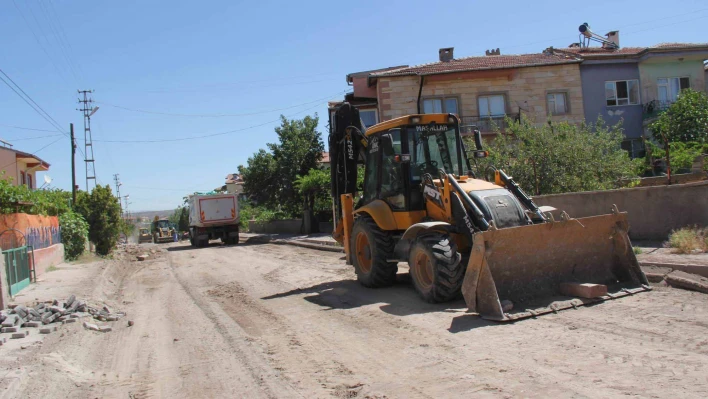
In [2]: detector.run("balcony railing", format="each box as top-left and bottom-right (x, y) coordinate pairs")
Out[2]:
(460, 115), (508, 135)
(642, 100), (674, 120)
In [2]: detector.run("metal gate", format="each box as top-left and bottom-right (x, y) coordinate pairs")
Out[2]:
(3, 246), (30, 296)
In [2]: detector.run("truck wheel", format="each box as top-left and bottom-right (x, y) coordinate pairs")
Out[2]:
(189, 230), (196, 247)
(350, 215), (397, 288)
(408, 233), (463, 303)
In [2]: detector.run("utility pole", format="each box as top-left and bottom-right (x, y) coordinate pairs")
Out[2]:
(78, 90), (97, 191)
(70, 123), (77, 207)
(113, 174), (123, 217)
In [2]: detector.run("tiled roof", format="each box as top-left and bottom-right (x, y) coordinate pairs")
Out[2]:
(370, 52), (581, 78)
(652, 42), (708, 49)
(225, 173), (243, 184)
(559, 47), (645, 55)
(557, 43), (708, 58)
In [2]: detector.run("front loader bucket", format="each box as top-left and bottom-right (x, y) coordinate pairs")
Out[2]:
(461, 209), (650, 321)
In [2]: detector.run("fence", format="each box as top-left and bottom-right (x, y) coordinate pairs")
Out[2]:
(3, 246), (32, 296)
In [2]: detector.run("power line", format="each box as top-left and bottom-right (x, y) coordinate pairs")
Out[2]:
(11, 0), (70, 85)
(24, 0), (80, 85)
(98, 72), (342, 94)
(142, 78), (342, 94)
(36, 0), (83, 85)
(2, 134), (63, 142)
(123, 186), (206, 192)
(0, 136), (64, 172)
(0, 124), (60, 133)
(623, 15), (708, 36)
(80, 95), (336, 144)
(481, 7), (708, 53)
(0, 68), (68, 136)
(95, 90), (346, 118)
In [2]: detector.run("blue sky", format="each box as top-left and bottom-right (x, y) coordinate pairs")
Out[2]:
(1, 0), (707, 211)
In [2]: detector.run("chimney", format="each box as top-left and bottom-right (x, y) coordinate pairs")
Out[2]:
(604, 31), (620, 49)
(485, 48), (500, 56)
(439, 47), (454, 62)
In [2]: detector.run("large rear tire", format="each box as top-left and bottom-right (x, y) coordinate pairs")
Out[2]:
(408, 234), (463, 303)
(350, 215), (397, 287)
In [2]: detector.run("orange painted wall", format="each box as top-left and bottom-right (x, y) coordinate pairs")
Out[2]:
(0, 213), (60, 250)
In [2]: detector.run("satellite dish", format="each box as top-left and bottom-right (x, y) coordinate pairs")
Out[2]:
(44, 175), (52, 184)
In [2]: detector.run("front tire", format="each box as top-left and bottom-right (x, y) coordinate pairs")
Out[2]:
(350, 216), (397, 287)
(408, 234), (463, 303)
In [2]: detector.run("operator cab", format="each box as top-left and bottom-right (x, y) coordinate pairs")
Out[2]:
(362, 114), (470, 212)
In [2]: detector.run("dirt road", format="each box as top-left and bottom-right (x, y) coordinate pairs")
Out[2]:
(9, 240), (708, 398)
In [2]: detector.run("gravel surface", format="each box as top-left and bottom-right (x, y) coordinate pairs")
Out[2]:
(4, 239), (708, 398)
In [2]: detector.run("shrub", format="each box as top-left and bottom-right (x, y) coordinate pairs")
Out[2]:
(470, 116), (637, 195)
(59, 211), (89, 261)
(75, 185), (122, 256)
(667, 226), (708, 254)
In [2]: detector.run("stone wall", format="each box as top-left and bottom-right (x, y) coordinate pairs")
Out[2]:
(377, 63), (585, 125)
(533, 181), (708, 241)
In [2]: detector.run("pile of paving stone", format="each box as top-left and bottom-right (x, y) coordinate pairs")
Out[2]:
(0, 295), (125, 341)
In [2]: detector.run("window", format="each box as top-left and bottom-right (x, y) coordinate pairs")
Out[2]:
(605, 80), (639, 106)
(408, 125), (463, 179)
(657, 77), (690, 104)
(478, 94), (505, 117)
(359, 109), (378, 128)
(547, 92), (568, 115)
(379, 130), (405, 210)
(621, 138), (646, 159)
(27, 174), (33, 189)
(422, 97), (458, 115)
(20, 171), (25, 186)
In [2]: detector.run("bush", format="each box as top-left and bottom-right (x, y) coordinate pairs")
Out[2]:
(239, 200), (288, 230)
(470, 116), (637, 195)
(667, 226), (708, 254)
(75, 185), (122, 256)
(59, 211), (89, 261)
(0, 173), (72, 216)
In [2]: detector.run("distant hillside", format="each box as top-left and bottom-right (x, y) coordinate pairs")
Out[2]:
(130, 210), (174, 219)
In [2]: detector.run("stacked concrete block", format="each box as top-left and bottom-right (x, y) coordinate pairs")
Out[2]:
(0, 295), (125, 340)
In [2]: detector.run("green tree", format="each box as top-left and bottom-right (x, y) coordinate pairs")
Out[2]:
(238, 149), (278, 207)
(649, 89), (708, 180)
(75, 185), (122, 256)
(295, 168), (331, 213)
(169, 207), (182, 226)
(59, 211), (89, 261)
(240, 115), (324, 216)
(472, 116), (637, 195)
(178, 206), (189, 232)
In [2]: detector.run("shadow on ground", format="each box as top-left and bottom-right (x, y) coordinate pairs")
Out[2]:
(262, 273), (502, 332)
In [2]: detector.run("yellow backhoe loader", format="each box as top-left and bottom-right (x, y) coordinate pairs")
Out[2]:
(329, 103), (649, 321)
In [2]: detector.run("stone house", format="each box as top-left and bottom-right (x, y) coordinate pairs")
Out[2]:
(337, 47), (586, 138)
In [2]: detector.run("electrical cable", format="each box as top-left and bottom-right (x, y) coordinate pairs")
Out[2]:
(83, 94), (341, 143)
(0, 68), (68, 136)
(95, 90), (346, 118)
(11, 0), (70, 85)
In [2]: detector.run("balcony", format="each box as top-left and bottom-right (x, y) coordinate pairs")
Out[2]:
(460, 115), (508, 136)
(642, 100), (674, 121)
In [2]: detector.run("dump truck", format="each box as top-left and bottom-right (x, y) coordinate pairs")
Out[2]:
(152, 217), (175, 243)
(138, 228), (152, 244)
(329, 103), (649, 321)
(187, 193), (240, 247)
